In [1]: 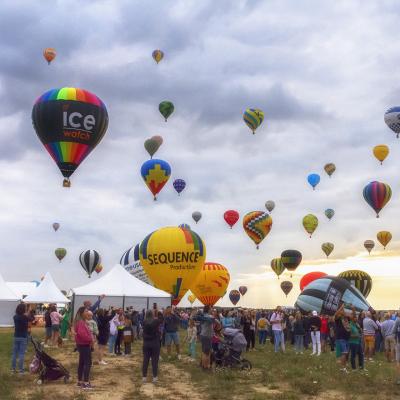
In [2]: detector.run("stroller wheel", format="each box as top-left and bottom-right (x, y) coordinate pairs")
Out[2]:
(240, 359), (252, 371)
(36, 379), (43, 385)
(63, 376), (70, 384)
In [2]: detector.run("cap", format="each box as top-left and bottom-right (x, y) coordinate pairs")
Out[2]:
(312, 310), (318, 316)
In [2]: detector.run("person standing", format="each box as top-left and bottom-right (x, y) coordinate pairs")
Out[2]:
(164, 306), (181, 359)
(270, 306), (285, 353)
(142, 310), (161, 383)
(334, 304), (351, 373)
(74, 307), (94, 390)
(123, 318), (134, 356)
(381, 313), (396, 362)
(60, 307), (71, 340)
(363, 311), (379, 361)
(185, 319), (197, 360)
(257, 313), (269, 345)
(349, 312), (364, 371)
(241, 310), (252, 352)
(50, 305), (63, 347)
(96, 308), (114, 365)
(194, 306), (214, 370)
(11, 303), (29, 373)
(391, 314), (400, 385)
(293, 312), (305, 354)
(309, 311), (322, 356)
(43, 306), (52, 348)
(320, 314), (329, 353)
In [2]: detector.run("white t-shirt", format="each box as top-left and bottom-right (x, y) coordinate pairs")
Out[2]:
(270, 312), (283, 331)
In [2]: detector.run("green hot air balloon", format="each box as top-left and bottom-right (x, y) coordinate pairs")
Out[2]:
(302, 214), (318, 238)
(55, 248), (67, 262)
(144, 137), (162, 159)
(270, 258), (285, 279)
(159, 101), (174, 121)
(321, 242), (334, 258)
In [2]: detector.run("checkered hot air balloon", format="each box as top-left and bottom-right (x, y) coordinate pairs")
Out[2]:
(384, 107), (400, 138)
(242, 211), (272, 249)
(173, 179), (186, 195)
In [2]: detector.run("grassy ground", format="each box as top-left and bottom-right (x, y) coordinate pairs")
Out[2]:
(1, 327), (399, 400)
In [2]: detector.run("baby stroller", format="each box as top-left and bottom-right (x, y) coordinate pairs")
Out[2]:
(213, 328), (252, 370)
(31, 338), (70, 384)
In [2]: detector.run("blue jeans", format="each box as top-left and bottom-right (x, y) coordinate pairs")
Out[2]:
(258, 330), (267, 345)
(349, 342), (364, 369)
(294, 335), (304, 352)
(108, 334), (117, 353)
(12, 337), (27, 371)
(273, 330), (283, 352)
(188, 341), (196, 358)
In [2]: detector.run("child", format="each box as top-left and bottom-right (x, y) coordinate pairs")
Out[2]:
(123, 318), (134, 355)
(186, 319), (197, 360)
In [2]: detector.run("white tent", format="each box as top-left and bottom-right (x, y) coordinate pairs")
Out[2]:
(71, 264), (171, 312)
(23, 272), (70, 304)
(0, 273), (20, 327)
(6, 281), (37, 299)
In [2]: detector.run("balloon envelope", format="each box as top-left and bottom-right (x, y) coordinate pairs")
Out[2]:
(238, 286), (247, 296)
(243, 211), (272, 248)
(52, 223), (60, 232)
(300, 272), (327, 291)
(139, 226), (206, 305)
(270, 258), (285, 278)
(191, 262), (230, 306)
(121, 244), (153, 286)
(321, 242), (334, 258)
(324, 163), (336, 177)
(144, 138), (161, 158)
(307, 173), (320, 189)
(364, 240), (375, 254)
(296, 276), (371, 316)
(281, 250), (302, 271)
(141, 159), (171, 200)
(373, 145), (389, 164)
(43, 48), (56, 64)
(229, 290), (241, 305)
(173, 179), (186, 195)
(243, 108), (264, 133)
(32, 88), (109, 185)
(159, 101), (174, 121)
(280, 281), (293, 297)
(192, 211), (202, 224)
(265, 200), (275, 213)
(377, 231), (392, 249)
(55, 248), (66, 262)
(302, 214), (318, 237)
(224, 210), (239, 228)
(152, 49), (164, 64)
(338, 270), (372, 298)
(384, 107), (400, 138)
(363, 181), (392, 218)
(79, 250), (101, 278)
(325, 209), (335, 220)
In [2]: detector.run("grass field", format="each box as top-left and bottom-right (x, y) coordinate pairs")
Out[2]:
(1, 327), (399, 400)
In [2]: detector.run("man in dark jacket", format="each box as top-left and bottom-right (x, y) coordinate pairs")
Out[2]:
(164, 306), (181, 359)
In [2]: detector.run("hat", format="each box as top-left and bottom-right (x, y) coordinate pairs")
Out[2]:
(312, 310), (318, 316)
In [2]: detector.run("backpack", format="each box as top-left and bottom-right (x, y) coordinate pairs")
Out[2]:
(258, 318), (267, 329)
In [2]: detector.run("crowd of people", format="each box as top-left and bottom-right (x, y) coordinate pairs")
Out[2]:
(10, 298), (400, 390)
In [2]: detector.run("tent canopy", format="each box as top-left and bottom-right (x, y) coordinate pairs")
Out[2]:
(0, 273), (19, 301)
(0, 273), (20, 327)
(72, 264), (170, 298)
(6, 281), (37, 299)
(23, 272), (70, 304)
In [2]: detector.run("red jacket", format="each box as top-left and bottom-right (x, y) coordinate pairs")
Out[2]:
(75, 320), (93, 345)
(320, 317), (329, 334)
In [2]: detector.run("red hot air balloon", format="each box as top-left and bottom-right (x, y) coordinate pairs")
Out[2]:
(363, 181), (392, 218)
(224, 210), (239, 229)
(238, 286), (247, 296)
(300, 272), (327, 291)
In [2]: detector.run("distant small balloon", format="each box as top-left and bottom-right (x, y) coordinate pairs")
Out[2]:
(224, 210), (239, 229)
(192, 211), (202, 224)
(324, 163), (336, 177)
(270, 258), (285, 279)
(377, 231), (392, 249)
(243, 108), (264, 134)
(43, 48), (56, 64)
(159, 101), (174, 121)
(52, 223), (60, 232)
(173, 179), (186, 195)
(229, 290), (241, 305)
(364, 240), (375, 254)
(325, 209), (335, 220)
(373, 145), (389, 165)
(302, 214), (318, 238)
(280, 281), (293, 297)
(307, 173), (320, 190)
(321, 242), (334, 257)
(363, 181), (392, 218)
(238, 286), (247, 296)
(265, 200), (275, 213)
(152, 49), (164, 64)
(55, 248), (67, 262)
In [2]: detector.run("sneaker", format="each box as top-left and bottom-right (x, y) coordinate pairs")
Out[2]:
(10, 369), (16, 374)
(152, 377), (158, 383)
(81, 383), (94, 390)
(341, 368), (349, 374)
(317, 353), (321, 356)
(142, 377), (147, 383)
(19, 370), (25, 375)
(177, 354), (181, 360)
(99, 360), (108, 365)
(310, 353), (315, 356)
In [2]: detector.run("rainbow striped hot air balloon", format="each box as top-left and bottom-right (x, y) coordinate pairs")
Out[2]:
(243, 108), (264, 134)
(32, 88), (109, 187)
(363, 181), (392, 218)
(243, 211), (272, 249)
(141, 159), (171, 200)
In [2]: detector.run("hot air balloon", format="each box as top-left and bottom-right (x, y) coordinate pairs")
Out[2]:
(338, 270), (372, 298)
(243, 211), (272, 249)
(159, 101), (174, 121)
(238, 286), (247, 296)
(296, 276), (372, 316)
(300, 272), (327, 291)
(43, 48), (56, 64)
(52, 223), (60, 232)
(373, 145), (389, 165)
(152, 49), (164, 64)
(32, 88), (109, 187)
(79, 250), (101, 278)
(324, 163), (336, 177)
(178, 223), (191, 230)
(281, 250), (302, 275)
(55, 248), (66, 262)
(229, 290), (241, 305)
(307, 173), (320, 190)
(173, 179), (186, 195)
(280, 281), (293, 297)
(302, 214), (318, 238)
(243, 108), (264, 134)
(191, 262), (230, 306)
(139, 226), (206, 305)
(152, 135), (163, 146)
(265, 200), (275, 213)
(377, 231), (392, 249)
(324, 209), (335, 220)
(144, 137), (162, 159)
(321, 242), (334, 258)
(141, 159), (171, 200)
(363, 181), (392, 218)
(192, 211), (202, 224)
(121, 244), (153, 286)
(224, 210), (239, 229)
(384, 107), (400, 138)
(188, 293), (196, 305)
(95, 264), (103, 274)
(364, 240), (375, 254)
(270, 258), (285, 279)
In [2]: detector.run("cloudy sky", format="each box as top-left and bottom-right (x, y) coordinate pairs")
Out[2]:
(1, 0), (400, 309)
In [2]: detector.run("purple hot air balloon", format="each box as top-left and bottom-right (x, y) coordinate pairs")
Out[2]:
(229, 290), (241, 306)
(173, 179), (186, 195)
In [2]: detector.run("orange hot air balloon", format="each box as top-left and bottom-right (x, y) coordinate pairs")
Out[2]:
(191, 262), (230, 307)
(43, 48), (56, 64)
(377, 231), (392, 249)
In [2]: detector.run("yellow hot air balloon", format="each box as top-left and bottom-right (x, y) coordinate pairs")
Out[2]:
(139, 226), (206, 305)
(377, 231), (392, 249)
(302, 214), (318, 238)
(191, 262), (230, 307)
(373, 145), (389, 165)
(188, 293), (196, 305)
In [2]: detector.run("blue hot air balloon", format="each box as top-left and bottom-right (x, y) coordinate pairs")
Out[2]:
(173, 179), (186, 195)
(307, 173), (320, 190)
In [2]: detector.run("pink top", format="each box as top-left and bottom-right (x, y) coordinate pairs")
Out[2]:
(75, 320), (93, 345)
(50, 311), (62, 325)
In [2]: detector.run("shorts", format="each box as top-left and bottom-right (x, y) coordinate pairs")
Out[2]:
(165, 331), (179, 346)
(320, 333), (327, 341)
(45, 327), (52, 338)
(51, 324), (60, 333)
(364, 335), (375, 351)
(396, 343), (400, 363)
(384, 336), (395, 352)
(336, 339), (349, 355)
(200, 336), (212, 355)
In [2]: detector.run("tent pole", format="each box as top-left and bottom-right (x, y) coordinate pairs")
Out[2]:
(146, 297), (149, 310)
(122, 295), (125, 311)
(71, 292), (75, 321)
